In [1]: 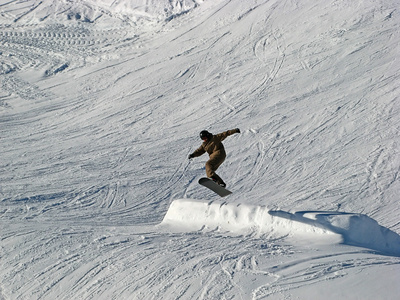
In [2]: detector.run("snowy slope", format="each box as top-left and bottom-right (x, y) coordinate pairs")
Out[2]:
(1, 0), (399, 299)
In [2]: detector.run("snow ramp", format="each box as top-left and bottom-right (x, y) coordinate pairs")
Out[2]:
(161, 199), (400, 256)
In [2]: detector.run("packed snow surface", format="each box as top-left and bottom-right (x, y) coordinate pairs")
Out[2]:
(1, 0), (399, 299)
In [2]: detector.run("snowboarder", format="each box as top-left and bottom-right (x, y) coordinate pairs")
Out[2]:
(188, 128), (240, 187)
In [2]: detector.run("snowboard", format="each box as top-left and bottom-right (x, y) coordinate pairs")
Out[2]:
(198, 177), (232, 197)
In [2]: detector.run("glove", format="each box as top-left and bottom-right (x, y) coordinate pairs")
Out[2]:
(188, 154), (194, 159)
(236, 128), (240, 133)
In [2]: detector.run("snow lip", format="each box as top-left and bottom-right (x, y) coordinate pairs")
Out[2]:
(162, 199), (400, 257)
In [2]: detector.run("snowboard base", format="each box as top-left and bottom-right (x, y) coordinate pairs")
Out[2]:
(198, 177), (232, 197)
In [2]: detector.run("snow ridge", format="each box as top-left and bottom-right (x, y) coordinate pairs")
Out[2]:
(162, 199), (400, 256)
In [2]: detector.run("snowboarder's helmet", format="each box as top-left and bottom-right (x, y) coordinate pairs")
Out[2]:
(200, 130), (212, 140)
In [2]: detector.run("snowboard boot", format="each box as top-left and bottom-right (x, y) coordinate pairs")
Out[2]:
(211, 175), (226, 188)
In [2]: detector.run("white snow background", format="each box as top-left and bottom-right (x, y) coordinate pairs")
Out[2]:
(1, 0), (399, 299)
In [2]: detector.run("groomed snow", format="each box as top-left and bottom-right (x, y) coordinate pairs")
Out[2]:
(1, 0), (399, 299)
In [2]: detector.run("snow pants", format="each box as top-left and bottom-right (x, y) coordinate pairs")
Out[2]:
(205, 155), (225, 182)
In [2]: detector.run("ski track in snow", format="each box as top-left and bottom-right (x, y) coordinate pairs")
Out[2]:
(1, 0), (400, 299)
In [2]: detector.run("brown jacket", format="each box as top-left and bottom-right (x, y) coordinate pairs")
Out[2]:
(191, 129), (240, 160)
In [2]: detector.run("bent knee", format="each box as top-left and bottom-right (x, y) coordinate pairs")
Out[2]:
(205, 163), (215, 177)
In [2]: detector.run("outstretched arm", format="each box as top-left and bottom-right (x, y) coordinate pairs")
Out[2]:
(188, 145), (206, 159)
(217, 128), (240, 141)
